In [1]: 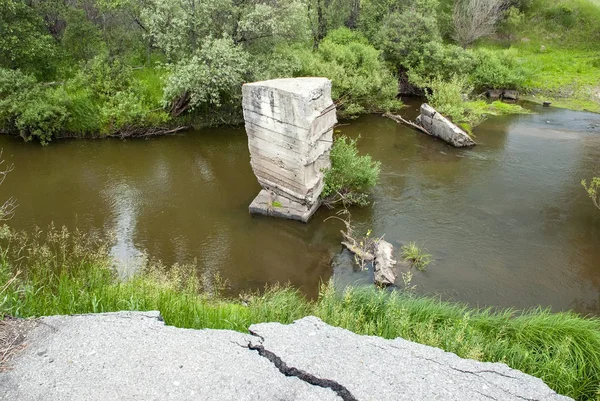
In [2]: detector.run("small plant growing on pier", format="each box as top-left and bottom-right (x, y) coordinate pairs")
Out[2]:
(401, 242), (432, 271)
(322, 136), (380, 207)
(582, 177), (600, 210)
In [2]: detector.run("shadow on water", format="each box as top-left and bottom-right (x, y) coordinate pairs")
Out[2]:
(0, 101), (599, 313)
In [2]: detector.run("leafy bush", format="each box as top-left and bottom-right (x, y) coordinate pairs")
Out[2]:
(374, 1), (442, 70)
(424, 75), (474, 125)
(322, 135), (381, 206)
(287, 28), (401, 116)
(422, 75), (529, 132)
(470, 48), (529, 90)
(0, 68), (68, 144)
(163, 37), (250, 116)
(408, 42), (477, 84)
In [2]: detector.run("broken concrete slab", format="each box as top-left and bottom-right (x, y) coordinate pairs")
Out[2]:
(0, 312), (338, 401)
(249, 189), (321, 222)
(242, 78), (336, 223)
(2, 312), (572, 401)
(249, 316), (572, 401)
(416, 103), (476, 148)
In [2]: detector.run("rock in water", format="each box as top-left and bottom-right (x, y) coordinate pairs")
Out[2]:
(373, 240), (397, 286)
(416, 103), (476, 148)
(242, 78), (336, 223)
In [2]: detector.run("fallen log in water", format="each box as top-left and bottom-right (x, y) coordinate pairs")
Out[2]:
(383, 112), (433, 136)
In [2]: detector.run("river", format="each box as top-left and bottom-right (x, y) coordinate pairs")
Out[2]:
(1, 102), (599, 313)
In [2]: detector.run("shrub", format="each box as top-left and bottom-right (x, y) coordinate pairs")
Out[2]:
(287, 28), (401, 116)
(0, 68), (68, 144)
(423, 75), (474, 125)
(163, 37), (250, 116)
(322, 135), (381, 206)
(470, 48), (529, 90)
(408, 42), (477, 83)
(374, 1), (442, 70)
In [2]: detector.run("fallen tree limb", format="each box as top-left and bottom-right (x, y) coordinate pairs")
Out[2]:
(383, 112), (433, 136)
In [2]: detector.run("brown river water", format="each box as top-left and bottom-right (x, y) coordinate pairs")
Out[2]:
(1, 101), (599, 313)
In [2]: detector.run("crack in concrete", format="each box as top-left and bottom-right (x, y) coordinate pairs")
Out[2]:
(380, 342), (544, 401)
(246, 340), (358, 401)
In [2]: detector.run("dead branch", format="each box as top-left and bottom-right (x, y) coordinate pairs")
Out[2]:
(384, 112), (433, 136)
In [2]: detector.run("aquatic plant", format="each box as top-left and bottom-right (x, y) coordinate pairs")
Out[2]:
(1, 225), (600, 400)
(401, 242), (432, 271)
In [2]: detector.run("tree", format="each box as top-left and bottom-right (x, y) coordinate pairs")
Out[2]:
(374, 0), (441, 71)
(0, 0), (58, 78)
(453, 0), (507, 48)
(140, 0), (309, 60)
(162, 37), (250, 116)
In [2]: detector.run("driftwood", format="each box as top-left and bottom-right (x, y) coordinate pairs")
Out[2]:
(108, 126), (188, 139)
(383, 112), (433, 136)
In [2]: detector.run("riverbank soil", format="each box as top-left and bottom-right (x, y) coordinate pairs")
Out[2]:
(0, 312), (570, 401)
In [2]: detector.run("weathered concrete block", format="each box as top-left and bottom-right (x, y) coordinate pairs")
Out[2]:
(243, 78), (336, 222)
(417, 103), (476, 148)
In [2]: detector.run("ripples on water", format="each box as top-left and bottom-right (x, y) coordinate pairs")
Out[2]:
(0, 102), (598, 313)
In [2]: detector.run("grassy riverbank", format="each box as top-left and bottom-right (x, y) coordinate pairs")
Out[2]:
(1, 225), (600, 400)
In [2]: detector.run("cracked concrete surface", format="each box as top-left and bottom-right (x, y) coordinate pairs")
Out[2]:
(0, 312), (571, 401)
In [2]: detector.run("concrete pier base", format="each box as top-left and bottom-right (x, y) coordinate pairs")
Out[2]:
(242, 78), (336, 222)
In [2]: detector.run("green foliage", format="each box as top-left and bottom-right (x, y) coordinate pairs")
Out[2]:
(163, 37), (250, 114)
(422, 75), (530, 131)
(61, 8), (104, 62)
(374, 0), (442, 70)
(423, 75), (474, 126)
(2, 224), (600, 400)
(288, 28), (401, 116)
(401, 242), (432, 271)
(515, 0), (600, 49)
(0, 0), (59, 78)
(408, 42), (477, 83)
(322, 135), (381, 206)
(0, 68), (68, 144)
(581, 177), (600, 210)
(470, 48), (529, 90)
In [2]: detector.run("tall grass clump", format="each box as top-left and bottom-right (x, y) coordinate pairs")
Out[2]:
(1, 224), (600, 399)
(401, 242), (432, 271)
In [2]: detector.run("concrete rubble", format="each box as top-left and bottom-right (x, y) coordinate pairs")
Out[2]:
(1, 312), (572, 401)
(242, 77), (336, 222)
(372, 239), (398, 286)
(416, 103), (476, 148)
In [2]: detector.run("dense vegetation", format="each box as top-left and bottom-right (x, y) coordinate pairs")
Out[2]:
(322, 135), (381, 206)
(1, 225), (600, 400)
(1, 0), (599, 143)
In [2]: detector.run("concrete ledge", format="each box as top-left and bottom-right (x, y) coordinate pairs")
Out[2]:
(249, 189), (321, 223)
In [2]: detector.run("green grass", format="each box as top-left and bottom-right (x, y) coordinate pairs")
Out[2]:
(1, 225), (600, 400)
(400, 242), (432, 271)
(471, 0), (600, 114)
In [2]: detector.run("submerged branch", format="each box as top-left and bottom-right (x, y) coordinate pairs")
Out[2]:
(383, 112), (432, 136)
